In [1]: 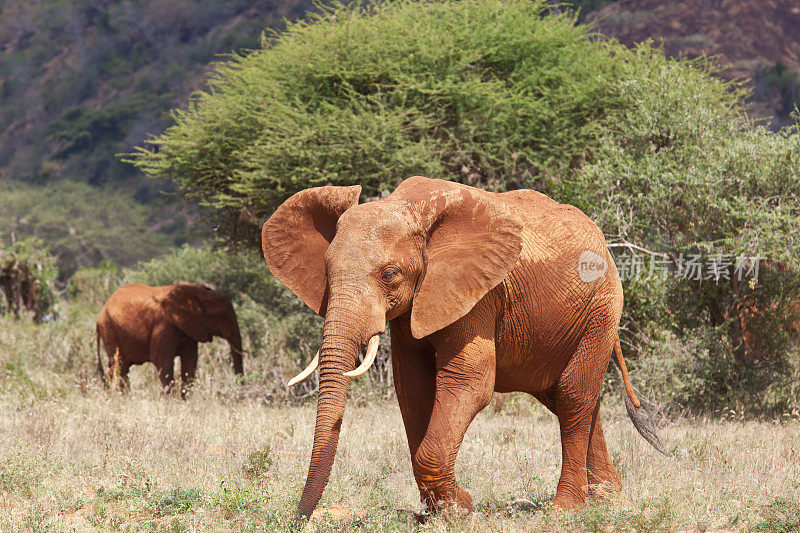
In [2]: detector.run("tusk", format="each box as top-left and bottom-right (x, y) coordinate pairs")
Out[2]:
(287, 350), (319, 387)
(342, 335), (380, 378)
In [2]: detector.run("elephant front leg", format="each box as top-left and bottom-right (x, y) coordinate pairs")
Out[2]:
(150, 322), (181, 394)
(178, 341), (198, 399)
(390, 318), (436, 472)
(414, 323), (496, 515)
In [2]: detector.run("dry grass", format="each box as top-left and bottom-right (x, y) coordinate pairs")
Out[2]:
(1, 314), (799, 531)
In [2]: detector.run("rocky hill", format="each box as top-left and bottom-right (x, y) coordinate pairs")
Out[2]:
(0, 0), (315, 194)
(588, 0), (800, 129)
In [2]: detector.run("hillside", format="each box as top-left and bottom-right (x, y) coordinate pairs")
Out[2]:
(0, 0), (315, 273)
(589, 0), (800, 129)
(0, 0), (315, 192)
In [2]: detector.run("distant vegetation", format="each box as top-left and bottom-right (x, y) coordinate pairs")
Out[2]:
(561, 0), (612, 19)
(0, 239), (57, 323)
(0, 181), (176, 278)
(0, 0), (317, 272)
(133, 0), (800, 415)
(0, 0), (315, 189)
(755, 61), (800, 120)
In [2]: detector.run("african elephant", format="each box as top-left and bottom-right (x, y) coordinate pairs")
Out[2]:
(96, 283), (244, 395)
(740, 300), (800, 359)
(262, 176), (663, 518)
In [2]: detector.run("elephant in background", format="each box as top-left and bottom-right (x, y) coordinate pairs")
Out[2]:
(739, 300), (800, 359)
(96, 283), (244, 396)
(262, 176), (664, 518)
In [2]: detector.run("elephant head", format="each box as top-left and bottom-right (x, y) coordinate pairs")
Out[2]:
(160, 283), (244, 375)
(262, 176), (522, 517)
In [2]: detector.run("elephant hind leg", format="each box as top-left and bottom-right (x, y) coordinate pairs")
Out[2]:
(157, 358), (176, 393)
(586, 407), (621, 497)
(550, 320), (616, 510)
(99, 330), (126, 391)
(534, 391), (621, 499)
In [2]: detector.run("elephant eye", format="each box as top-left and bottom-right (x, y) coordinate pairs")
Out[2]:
(381, 268), (398, 283)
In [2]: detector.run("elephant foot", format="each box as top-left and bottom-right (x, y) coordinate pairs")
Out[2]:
(421, 486), (473, 516)
(454, 487), (473, 513)
(552, 495), (586, 511)
(552, 484), (588, 510)
(588, 464), (622, 498)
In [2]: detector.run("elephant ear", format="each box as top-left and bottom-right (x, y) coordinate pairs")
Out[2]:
(262, 185), (361, 315)
(396, 177), (523, 339)
(161, 284), (212, 343)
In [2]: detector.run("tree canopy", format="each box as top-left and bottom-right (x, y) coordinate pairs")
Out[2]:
(130, 0), (637, 228)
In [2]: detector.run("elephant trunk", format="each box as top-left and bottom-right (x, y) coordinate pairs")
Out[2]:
(222, 321), (244, 375)
(297, 293), (368, 519)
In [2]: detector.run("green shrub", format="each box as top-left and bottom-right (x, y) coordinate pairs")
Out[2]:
(558, 48), (800, 414)
(242, 445), (273, 479)
(67, 262), (123, 306)
(0, 181), (174, 278)
(757, 497), (800, 532)
(0, 238), (58, 323)
(142, 487), (202, 518)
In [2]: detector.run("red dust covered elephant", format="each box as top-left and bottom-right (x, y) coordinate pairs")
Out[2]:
(96, 283), (244, 395)
(262, 176), (664, 518)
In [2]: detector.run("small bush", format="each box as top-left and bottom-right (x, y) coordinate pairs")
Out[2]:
(242, 445), (273, 479)
(142, 487), (202, 517)
(757, 497), (800, 532)
(0, 238), (57, 323)
(67, 261), (123, 306)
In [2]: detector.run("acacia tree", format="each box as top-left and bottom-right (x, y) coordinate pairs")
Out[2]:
(130, 0), (800, 414)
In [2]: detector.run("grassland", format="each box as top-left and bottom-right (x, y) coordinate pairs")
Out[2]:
(1, 313), (799, 532)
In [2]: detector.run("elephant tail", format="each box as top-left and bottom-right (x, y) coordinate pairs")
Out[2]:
(614, 336), (640, 408)
(614, 337), (668, 456)
(96, 326), (108, 389)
